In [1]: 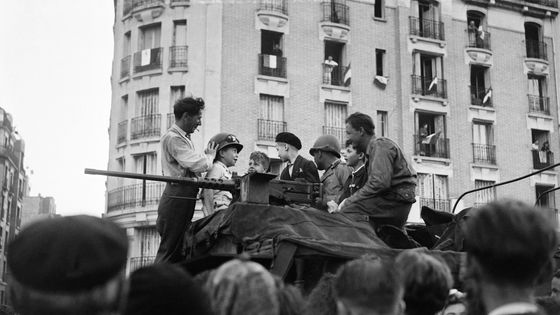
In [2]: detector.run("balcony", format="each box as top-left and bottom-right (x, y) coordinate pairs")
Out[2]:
(532, 150), (554, 169)
(472, 143), (496, 164)
(258, 119), (287, 141)
(117, 121), (128, 145)
(526, 0), (558, 8)
(120, 56), (131, 79)
(0, 145), (18, 165)
(258, 54), (287, 78)
(526, 40), (548, 61)
(409, 17), (445, 41)
(413, 134), (450, 159)
(130, 256), (156, 272)
(470, 86), (492, 107)
(411, 75), (447, 99)
(321, 1), (350, 26)
(419, 197), (451, 212)
(133, 48), (163, 74)
(323, 126), (346, 147)
(125, 0), (164, 15)
(167, 113), (175, 130)
(528, 95), (550, 115)
(467, 30), (491, 50)
(323, 65), (349, 87)
(169, 46), (188, 70)
(107, 182), (165, 212)
(131, 114), (161, 140)
(258, 0), (288, 15)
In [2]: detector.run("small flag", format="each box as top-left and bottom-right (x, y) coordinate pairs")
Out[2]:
(422, 131), (441, 145)
(483, 88), (492, 104)
(478, 26), (485, 40)
(343, 63), (351, 86)
(141, 49), (151, 66)
(428, 76), (438, 91)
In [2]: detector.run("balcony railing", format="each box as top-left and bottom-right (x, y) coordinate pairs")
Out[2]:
(0, 146), (18, 165)
(321, 1), (350, 26)
(117, 121), (128, 145)
(107, 182), (165, 212)
(526, 0), (558, 8)
(323, 126), (346, 147)
(528, 95), (550, 115)
(258, 0), (288, 15)
(467, 30), (491, 50)
(323, 65), (349, 86)
(413, 134), (450, 159)
(120, 55), (131, 78)
(169, 46), (188, 69)
(131, 114), (161, 140)
(133, 47), (163, 74)
(472, 143), (496, 164)
(526, 40), (548, 61)
(167, 113), (175, 130)
(419, 197), (451, 212)
(532, 150), (554, 169)
(258, 54), (287, 78)
(130, 256), (156, 272)
(470, 86), (492, 107)
(411, 75), (447, 99)
(258, 119), (287, 141)
(409, 16), (445, 41)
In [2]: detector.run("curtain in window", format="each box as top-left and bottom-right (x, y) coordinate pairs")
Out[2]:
(260, 95), (284, 121)
(136, 89), (159, 116)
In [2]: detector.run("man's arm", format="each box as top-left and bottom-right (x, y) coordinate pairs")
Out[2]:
(169, 137), (213, 174)
(303, 160), (320, 183)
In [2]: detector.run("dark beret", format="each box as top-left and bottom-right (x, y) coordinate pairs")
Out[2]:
(124, 264), (213, 315)
(8, 215), (128, 292)
(275, 132), (302, 150)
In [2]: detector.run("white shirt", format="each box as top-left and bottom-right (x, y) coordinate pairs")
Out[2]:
(488, 302), (538, 315)
(161, 124), (213, 177)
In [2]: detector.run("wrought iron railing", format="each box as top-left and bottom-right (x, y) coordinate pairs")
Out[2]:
(0, 146), (18, 165)
(472, 143), (496, 164)
(258, 0), (288, 15)
(411, 75), (447, 99)
(526, 40), (548, 61)
(323, 65), (349, 86)
(133, 47), (163, 73)
(466, 29), (491, 50)
(532, 150), (554, 169)
(409, 16), (445, 41)
(117, 121), (128, 145)
(130, 256), (156, 271)
(131, 114), (161, 140)
(120, 56), (131, 78)
(258, 119), (287, 141)
(321, 1), (350, 26)
(169, 46), (188, 69)
(413, 134), (450, 159)
(258, 54), (287, 78)
(526, 0), (558, 8)
(107, 182), (165, 212)
(323, 126), (346, 147)
(420, 197), (451, 212)
(470, 86), (492, 107)
(528, 95), (550, 115)
(167, 113), (175, 130)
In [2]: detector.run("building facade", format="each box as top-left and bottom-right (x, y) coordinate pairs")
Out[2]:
(106, 0), (560, 271)
(21, 195), (56, 228)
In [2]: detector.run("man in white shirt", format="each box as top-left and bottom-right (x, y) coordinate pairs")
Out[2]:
(155, 97), (217, 263)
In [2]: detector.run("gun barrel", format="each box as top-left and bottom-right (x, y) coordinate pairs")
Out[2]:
(84, 168), (237, 191)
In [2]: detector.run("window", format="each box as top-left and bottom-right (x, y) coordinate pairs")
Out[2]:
(136, 89), (159, 116)
(172, 20), (187, 47)
(261, 30), (283, 55)
(472, 121), (495, 164)
(324, 102), (348, 145)
(412, 52), (445, 98)
(258, 95), (285, 141)
(116, 157), (126, 186)
(536, 184), (555, 209)
(139, 23), (161, 50)
(138, 227), (160, 258)
(4, 232), (7, 252)
(470, 65), (491, 106)
(415, 112), (448, 158)
(525, 22), (544, 59)
(121, 95), (128, 121)
(377, 111), (388, 137)
(123, 31), (131, 57)
(417, 173), (450, 212)
(170, 86), (185, 110)
(474, 180), (495, 207)
(374, 0), (384, 18)
(376, 49), (385, 76)
(134, 153), (157, 176)
(324, 40), (348, 86)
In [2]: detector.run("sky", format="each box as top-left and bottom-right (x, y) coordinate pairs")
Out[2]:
(0, 1), (114, 217)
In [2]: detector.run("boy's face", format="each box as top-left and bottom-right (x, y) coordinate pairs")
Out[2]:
(344, 145), (361, 168)
(248, 159), (265, 174)
(220, 147), (238, 167)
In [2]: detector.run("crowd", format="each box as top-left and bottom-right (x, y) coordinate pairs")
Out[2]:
(4, 198), (560, 315)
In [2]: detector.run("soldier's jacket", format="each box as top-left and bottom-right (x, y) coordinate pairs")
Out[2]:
(320, 159), (351, 207)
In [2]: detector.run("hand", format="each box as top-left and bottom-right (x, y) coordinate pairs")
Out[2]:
(327, 200), (338, 213)
(205, 141), (218, 155)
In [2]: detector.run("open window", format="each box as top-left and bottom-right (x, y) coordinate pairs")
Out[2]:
(414, 112), (448, 158)
(259, 30), (285, 77)
(531, 129), (553, 169)
(470, 65), (491, 106)
(525, 22), (546, 60)
(323, 41), (348, 86)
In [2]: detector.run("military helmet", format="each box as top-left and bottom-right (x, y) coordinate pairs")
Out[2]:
(209, 133), (243, 153)
(309, 134), (341, 158)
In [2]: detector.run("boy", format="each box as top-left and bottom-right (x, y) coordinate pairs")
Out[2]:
(248, 151), (270, 174)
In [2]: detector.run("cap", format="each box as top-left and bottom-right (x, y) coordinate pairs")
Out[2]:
(275, 132), (302, 150)
(8, 215), (128, 292)
(309, 134), (342, 158)
(210, 133), (243, 153)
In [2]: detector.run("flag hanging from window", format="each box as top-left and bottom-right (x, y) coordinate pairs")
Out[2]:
(344, 63), (351, 87)
(141, 49), (151, 66)
(483, 88), (492, 104)
(264, 54), (277, 69)
(428, 76), (438, 91)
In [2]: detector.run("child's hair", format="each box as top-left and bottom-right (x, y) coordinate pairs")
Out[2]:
(345, 139), (364, 155)
(249, 151), (270, 172)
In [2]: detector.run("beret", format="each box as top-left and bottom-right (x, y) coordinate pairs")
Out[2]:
(8, 215), (128, 292)
(275, 132), (302, 150)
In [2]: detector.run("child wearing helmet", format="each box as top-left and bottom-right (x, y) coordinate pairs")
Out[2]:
(202, 133), (243, 216)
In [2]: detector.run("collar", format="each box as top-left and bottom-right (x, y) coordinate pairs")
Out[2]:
(172, 123), (191, 140)
(488, 302), (538, 315)
(287, 155), (298, 166)
(215, 160), (230, 170)
(327, 159), (341, 171)
(352, 163), (365, 175)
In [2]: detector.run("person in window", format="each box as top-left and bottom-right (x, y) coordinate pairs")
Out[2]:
(419, 123), (429, 156)
(324, 56), (339, 85)
(468, 20), (477, 46)
(271, 43), (283, 58)
(540, 141), (551, 164)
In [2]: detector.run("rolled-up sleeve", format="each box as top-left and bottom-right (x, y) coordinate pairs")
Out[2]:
(169, 137), (213, 173)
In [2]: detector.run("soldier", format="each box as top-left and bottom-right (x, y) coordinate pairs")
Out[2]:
(156, 96), (217, 264)
(309, 135), (351, 210)
(275, 132), (320, 183)
(202, 133), (243, 216)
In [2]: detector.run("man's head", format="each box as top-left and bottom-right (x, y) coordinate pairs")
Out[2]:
(328, 55), (333, 61)
(210, 133), (243, 167)
(345, 112), (375, 153)
(174, 97), (206, 134)
(465, 200), (558, 290)
(249, 151), (270, 174)
(275, 132), (302, 162)
(334, 257), (404, 315)
(309, 135), (341, 170)
(551, 270), (560, 302)
(344, 139), (366, 168)
(8, 215), (129, 315)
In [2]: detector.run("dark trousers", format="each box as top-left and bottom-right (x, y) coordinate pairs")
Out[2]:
(155, 183), (198, 264)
